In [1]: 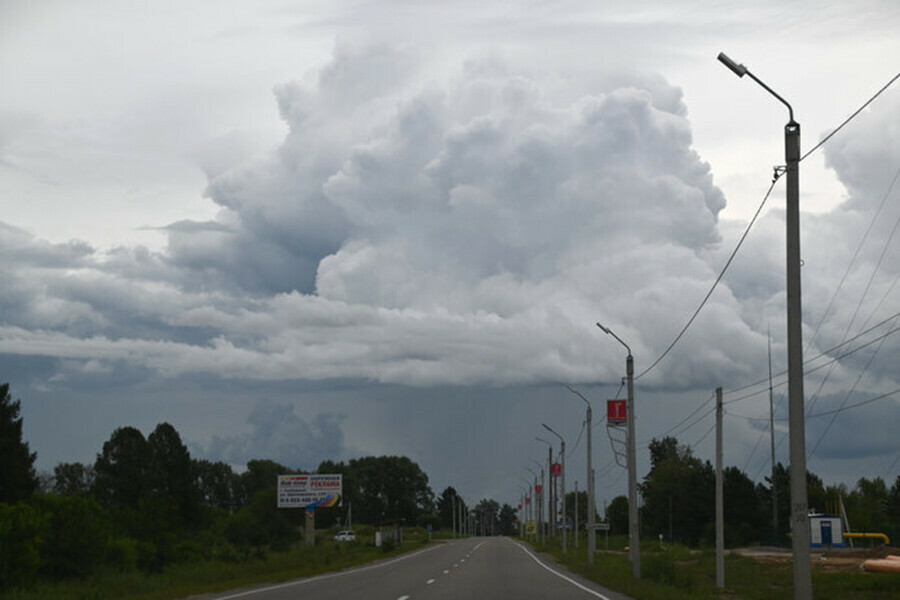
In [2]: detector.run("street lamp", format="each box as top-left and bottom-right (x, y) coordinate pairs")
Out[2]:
(718, 52), (811, 600)
(568, 386), (596, 565)
(536, 436), (555, 542)
(542, 423), (567, 554)
(597, 322), (640, 578)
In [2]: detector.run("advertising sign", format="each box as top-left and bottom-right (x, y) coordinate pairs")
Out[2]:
(277, 474), (342, 509)
(607, 399), (627, 425)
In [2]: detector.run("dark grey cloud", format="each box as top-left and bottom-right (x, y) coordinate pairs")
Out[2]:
(199, 399), (352, 471)
(2, 40), (898, 502)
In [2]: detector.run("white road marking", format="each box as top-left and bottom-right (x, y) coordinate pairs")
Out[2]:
(427, 578), (436, 584)
(443, 569), (450, 574)
(213, 545), (441, 599)
(514, 542), (614, 600)
(397, 597), (410, 600)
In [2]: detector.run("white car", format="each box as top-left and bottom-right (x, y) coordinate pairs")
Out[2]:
(333, 530), (356, 542)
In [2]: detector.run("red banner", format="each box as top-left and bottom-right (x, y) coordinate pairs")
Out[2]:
(525, 496), (531, 504)
(551, 463), (562, 475)
(535, 484), (542, 493)
(607, 399), (627, 424)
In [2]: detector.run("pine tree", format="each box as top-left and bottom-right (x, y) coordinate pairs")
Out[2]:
(0, 383), (38, 503)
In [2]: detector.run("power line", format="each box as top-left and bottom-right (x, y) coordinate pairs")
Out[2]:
(807, 316), (897, 461)
(634, 72), (900, 384)
(645, 392), (715, 442)
(722, 311), (900, 403)
(635, 177), (780, 381)
(806, 386), (900, 419)
(800, 71), (900, 162)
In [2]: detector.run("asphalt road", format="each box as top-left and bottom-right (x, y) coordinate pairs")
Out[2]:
(201, 537), (632, 600)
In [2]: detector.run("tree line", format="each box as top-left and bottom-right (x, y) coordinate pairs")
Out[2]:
(601, 435), (900, 548)
(0, 382), (519, 591)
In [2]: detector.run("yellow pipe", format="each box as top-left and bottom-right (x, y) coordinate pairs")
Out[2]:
(844, 532), (890, 545)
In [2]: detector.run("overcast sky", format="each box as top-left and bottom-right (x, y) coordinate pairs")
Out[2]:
(2, 0), (899, 513)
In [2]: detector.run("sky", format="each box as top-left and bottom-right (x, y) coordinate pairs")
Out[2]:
(2, 0), (900, 515)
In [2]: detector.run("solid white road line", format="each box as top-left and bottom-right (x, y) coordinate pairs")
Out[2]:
(514, 541), (614, 600)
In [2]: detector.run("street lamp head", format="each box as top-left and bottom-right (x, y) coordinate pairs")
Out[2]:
(717, 52), (747, 77)
(596, 322), (611, 334)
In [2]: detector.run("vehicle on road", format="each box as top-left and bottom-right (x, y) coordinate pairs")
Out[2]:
(333, 530), (356, 542)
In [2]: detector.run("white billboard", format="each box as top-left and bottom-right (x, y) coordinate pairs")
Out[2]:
(277, 474), (343, 509)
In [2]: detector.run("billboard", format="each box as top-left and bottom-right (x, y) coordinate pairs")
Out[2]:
(277, 474), (342, 509)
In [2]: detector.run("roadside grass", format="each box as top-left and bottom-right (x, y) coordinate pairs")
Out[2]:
(531, 534), (900, 599)
(4, 526), (435, 600)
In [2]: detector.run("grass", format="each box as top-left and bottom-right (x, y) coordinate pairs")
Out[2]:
(3, 526), (433, 600)
(529, 533), (900, 599)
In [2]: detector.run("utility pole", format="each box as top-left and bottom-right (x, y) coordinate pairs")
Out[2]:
(567, 386), (596, 564)
(575, 480), (579, 549)
(718, 52), (811, 600)
(453, 494), (457, 538)
(598, 322), (640, 578)
(768, 328), (779, 542)
(532, 460), (545, 544)
(537, 437), (554, 542)
(716, 386), (724, 589)
(543, 423), (567, 553)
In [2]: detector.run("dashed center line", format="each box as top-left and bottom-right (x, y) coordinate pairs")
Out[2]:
(426, 578), (435, 585)
(443, 569), (449, 574)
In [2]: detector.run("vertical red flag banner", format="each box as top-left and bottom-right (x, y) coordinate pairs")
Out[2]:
(525, 496), (531, 504)
(607, 399), (627, 425)
(551, 463), (562, 475)
(535, 484), (543, 493)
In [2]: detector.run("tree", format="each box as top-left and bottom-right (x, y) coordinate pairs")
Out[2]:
(565, 489), (595, 531)
(92, 426), (151, 511)
(723, 466), (763, 546)
(607, 495), (629, 535)
(475, 499), (500, 535)
(0, 383), (37, 503)
(194, 459), (242, 511)
(498, 503), (519, 536)
(327, 456), (434, 526)
(641, 436), (714, 545)
(53, 462), (94, 497)
(147, 423), (201, 530)
(437, 486), (459, 530)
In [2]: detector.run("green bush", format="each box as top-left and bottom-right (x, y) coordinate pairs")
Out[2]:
(31, 494), (110, 580)
(0, 503), (44, 589)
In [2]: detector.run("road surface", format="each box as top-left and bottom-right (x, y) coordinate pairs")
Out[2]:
(200, 537), (632, 600)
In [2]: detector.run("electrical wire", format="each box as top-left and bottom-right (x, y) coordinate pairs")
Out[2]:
(688, 422), (716, 451)
(806, 386), (900, 419)
(646, 392), (715, 441)
(634, 71), (899, 384)
(722, 311), (900, 404)
(807, 316), (897, 461)
(634, 177), (781, 381)
(800, 71), (900, 162)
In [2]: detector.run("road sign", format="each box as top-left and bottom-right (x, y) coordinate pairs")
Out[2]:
(277, 474), (342, 509)
(596, 522), (611, 531)
(607, 399), (627, 425)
